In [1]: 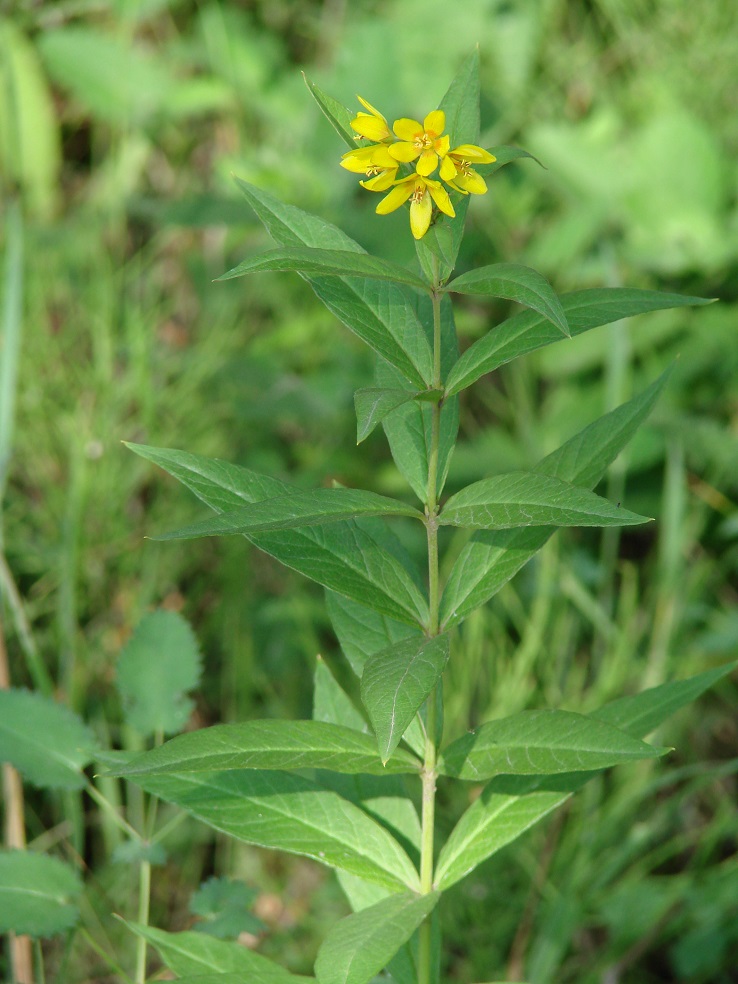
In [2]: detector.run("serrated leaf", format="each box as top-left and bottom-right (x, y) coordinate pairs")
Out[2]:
(154, 488), (423, 541)
(218, 247), (429, 291)
(440, 369), (670, 628)
(445, 289), (711, 396)
(128, 769), (420, 891)
(444, 263), (569, 337)
(315, 891), (440, 984)
(303, 74), (356, 149)
(124, 923), (311, 982)
(0, 850), (82, 937)
(235, 178), (433, 388)
(127, 443), (428, 628)
(355, 388), (417, 444)
(438, 710), (666, 781)
(440, 472), (648, 530)
(0, 689), (97, 790)
(190, 876), (263, 939)
(435, 661), (735, 889)
(361, 636), (450, 763)
(379, 293), (459, 503)
(109, 721), (421, 778)
(117, 610), (202, 737)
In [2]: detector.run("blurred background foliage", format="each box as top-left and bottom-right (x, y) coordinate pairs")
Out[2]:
(0, 0), (736, 981)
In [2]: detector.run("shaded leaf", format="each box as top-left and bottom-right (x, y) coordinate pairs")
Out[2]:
(190, 876), (263, 939)
(354, 388), (417, 444)
(0, 850), (82, 937)
(362, 636), (450, 763)
(315, 891), (440, 984)
(303, 74), (356, 148)
(313, 656), (368, 733)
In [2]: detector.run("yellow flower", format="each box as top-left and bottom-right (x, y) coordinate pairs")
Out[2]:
(349, 95), (392, 142)
(388, 111), (450, 177)
(375, 174), (455, 240)
(340, 145), (399, 191)
(439, 144), (496, 195)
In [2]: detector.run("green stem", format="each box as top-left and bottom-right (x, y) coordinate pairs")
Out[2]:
(418, 261), (444, 984)
(135, 859), (151, 984)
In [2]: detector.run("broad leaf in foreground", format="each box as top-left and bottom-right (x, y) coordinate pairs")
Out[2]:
(444, 263), (569, 338)
(128, 443), (428, 627)
(315, 891), (440, 984)
(218, 247), (429, 291)
(361, 635), (450, 763)
(435, 661), (735, 889)
(439, 472), (649, 530)
(438, 710), (666, 781)
(125, 923), (311, 983)
(440, 369), (669, 628)
(109, 721), (421, 778)
(130, 769), (420, 892)
(0, 689), (97, 790)
(445, 289), (711, 396)
(0, 850), (82, 937)
(153, 488), (423, 541)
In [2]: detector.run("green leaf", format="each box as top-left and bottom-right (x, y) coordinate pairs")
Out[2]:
(0, 689), (97, 790)
(315, 891), (440, 984)
(435, 661), (735, 889)
(439, 472), (649, 530)
(444, 263), (569, 337)
(116, 610), (202, 737)
(379, 293), (459, 503)
(361, 636), (450, 763)
(440, 48), (480, 146)
(190, 876), (263, 939)
(303, 74), (356, 148)
(127, 444), (428, 628)
(440, 369), (670, 628)
(124, 923), (311, 983)
(218, 247), (429, 292)
(438, 710), (666, 781)
(153, 488), (424, 541)
(416, 196), (470, 286)
(109, 721), (421, 778)
(0, 850), (82, 937)
(129, 769), (420, 891)
(445, 288), (711, 396)
(326, 591), (422, 678)
(313, 656), (368, 733)
(355, 388), (417, 444)
(235, 179), (433, 388)
(486, 145), (543, 173)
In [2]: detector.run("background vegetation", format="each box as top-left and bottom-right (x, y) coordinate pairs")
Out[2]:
(1, 0), (736, 981)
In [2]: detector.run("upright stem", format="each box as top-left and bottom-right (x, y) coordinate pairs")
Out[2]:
(418, 264), (444, 984)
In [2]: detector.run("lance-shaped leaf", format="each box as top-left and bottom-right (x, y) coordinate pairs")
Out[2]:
(438, 710), (666, 781)
(108, 721), (421, 778)
(445, 289), (711, 396)
(439, 472), (649, 531)
(127, 444), (428, 628)
(129, 769), (420, 892)
(435, 661), (735, 889)
(0, 851), (82, 937)
(153, 488), (424, 541)
(326, 590), (422, 677)
(361, 635), (450, 763)
(218, 247), (429, 292)
(235, 178), (433, 388)
(315, 891), (440, 984)
(303, 74), (355, 149)
(355, 388), (418, 444)
(440, 369), (669, 628)
(0, 689), (98, 790)
(125, 923), (312, 983)
(313, 656), (369, 733)
(485, 145), (543, 174)
(444, 264), (569, 338)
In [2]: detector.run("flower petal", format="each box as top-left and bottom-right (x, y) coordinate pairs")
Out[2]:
(393, 117), (423, 141)
(388, 141), (420, 163)
(428, 181), (456, 217)
(439, 156), (456, 181)
(460, 170), (488, 194)
(416, 151), (438, 177)
(376, 179), (415, 215)
(409, 192), (433, 239)
(351, 115), (390, 141)
(451, 144), (496, 163)
(423, 110), (445, 137)
(370, 145), (397, 167)
(436, 134), (450, 156)
(356, 95), (386, 119)
(361, 170), (398, 191)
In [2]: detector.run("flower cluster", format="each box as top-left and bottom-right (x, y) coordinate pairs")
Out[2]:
(340, 96), (496, 240)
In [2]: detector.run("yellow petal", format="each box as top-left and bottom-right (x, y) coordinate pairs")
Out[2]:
(439, 156), (456, 181)
(451, 144), (496, 163)
(376, 179), (415, 215)
(356, 95), (386, 120)
(393, 117), (423, 141)
(341, 146), (376, 162)
(423, 109), (445, 136)
(388, 142), (420, 163)
(416, 151), (438, 177)
(351, 115), (390, 141)
(409, 192), (433, 239)
(436, 134), (450, 156)
(428, 181), (456, 217)
(361, 170), (397, 192)
(370, 145), (397, 167)
(461, 170), (488, 195)
(443, 176), (468, 195)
